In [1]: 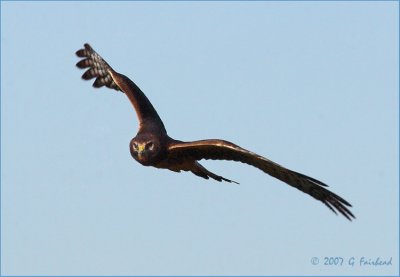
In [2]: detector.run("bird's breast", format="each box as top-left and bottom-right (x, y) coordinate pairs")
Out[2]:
(154, 158), (195, 172)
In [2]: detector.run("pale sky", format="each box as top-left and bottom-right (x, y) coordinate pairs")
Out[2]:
(1, 1), (398, 276)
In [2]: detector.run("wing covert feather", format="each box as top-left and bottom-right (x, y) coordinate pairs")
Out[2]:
(168, 139), (355, 220)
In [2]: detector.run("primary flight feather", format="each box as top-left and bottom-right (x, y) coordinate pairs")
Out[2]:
(76, 43), (355, 221)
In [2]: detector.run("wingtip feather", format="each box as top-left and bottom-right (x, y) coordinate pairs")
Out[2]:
(75, 49), (86, 57)
(82, 69), (95, 80)
(76, 59), (91, 69)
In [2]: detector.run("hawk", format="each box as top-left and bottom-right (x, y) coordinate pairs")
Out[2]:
(76, 43), (355, 220)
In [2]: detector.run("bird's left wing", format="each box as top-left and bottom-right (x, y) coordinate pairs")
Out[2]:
(168, 139), (355, 220)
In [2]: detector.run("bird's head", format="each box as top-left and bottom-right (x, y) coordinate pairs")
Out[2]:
(130, 135), (163, 166)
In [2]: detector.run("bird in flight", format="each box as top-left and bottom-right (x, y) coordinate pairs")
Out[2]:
(76, 43), (355, 220)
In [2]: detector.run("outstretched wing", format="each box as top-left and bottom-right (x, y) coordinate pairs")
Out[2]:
(168, 139), (355, 220)
(76, 43), (166, 133)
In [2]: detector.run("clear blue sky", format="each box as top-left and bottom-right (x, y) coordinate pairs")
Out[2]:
(1, 1), (398, 276)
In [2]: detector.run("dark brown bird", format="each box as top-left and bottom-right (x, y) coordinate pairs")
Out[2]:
(76, 43), (355, 220)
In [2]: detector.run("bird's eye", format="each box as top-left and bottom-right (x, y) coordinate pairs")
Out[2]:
(132, 142), (138, 149)
(146, 142), (154, 150)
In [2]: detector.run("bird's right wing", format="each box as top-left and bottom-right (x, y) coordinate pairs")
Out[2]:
(76, 43), (166, 132)
(168, 139), (355, 220)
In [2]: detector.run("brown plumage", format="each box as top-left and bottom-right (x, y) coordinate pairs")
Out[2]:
(76, 43), (355, 221)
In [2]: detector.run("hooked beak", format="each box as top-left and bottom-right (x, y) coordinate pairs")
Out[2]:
(137, 144), (146, 158)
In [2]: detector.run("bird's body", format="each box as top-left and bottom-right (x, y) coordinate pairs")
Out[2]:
(76, 43), (355, 220)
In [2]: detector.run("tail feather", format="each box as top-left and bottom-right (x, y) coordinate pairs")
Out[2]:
(191, 162), (239, 184)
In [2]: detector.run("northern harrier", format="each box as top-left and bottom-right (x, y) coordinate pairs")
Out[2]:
(76, 43), (355, 220)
